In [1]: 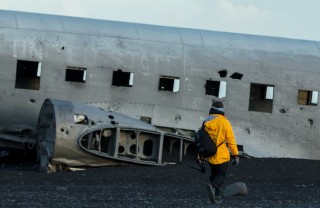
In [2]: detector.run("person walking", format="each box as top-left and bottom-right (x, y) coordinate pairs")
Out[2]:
(202, 101), (239, 203)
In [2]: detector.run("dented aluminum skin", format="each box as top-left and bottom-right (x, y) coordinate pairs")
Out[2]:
(0, 10), (320, 162)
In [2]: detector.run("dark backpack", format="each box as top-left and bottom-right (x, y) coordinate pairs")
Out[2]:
(195, 122), (225, 158)
(195, 124), (216, 157)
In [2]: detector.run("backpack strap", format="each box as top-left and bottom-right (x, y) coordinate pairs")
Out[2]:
(201, 116), (226, 149)
(216, 140), (225, 148)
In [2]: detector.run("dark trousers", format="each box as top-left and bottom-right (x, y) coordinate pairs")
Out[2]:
(209, 162), (229, 193)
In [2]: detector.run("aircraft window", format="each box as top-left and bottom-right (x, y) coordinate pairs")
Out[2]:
(249, 83), (274, 113)
(205, 80), (227, 98)
(74, 114), (88, 125)
(65, 67), (86, 83)
(297, 90), (318, 106)
(112, 69), (134, 87)
(237, 145), (244, 152)
(158, 76), (180, 92)
(15, 60), (41, 90)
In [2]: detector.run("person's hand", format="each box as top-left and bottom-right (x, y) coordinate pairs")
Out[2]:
(196, 158), (206, 173)
(231, 156), (239, 166)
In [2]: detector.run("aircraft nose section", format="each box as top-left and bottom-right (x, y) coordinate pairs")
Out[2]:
(36, 98), (166, 172)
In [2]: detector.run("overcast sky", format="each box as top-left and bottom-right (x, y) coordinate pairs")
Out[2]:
(0, 0), (319, 41)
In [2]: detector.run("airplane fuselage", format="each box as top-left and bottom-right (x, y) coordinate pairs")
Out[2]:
(0, 10), (320, 160)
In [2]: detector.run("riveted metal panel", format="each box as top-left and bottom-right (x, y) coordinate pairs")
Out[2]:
(61, 16), (139, 39)
(179, 28), (203, 46)
(15, 12), (64, 32)
(0, 10), (17, 28)
(200, 30), (320, 57)
(135, 24), (182, 44)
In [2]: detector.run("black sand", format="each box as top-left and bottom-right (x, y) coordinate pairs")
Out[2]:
(0, 158), (319, 208)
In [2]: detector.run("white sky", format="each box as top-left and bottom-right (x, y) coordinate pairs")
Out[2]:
(0, 0), (319, 41)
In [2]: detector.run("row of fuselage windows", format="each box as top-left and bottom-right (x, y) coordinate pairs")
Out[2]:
(15, 60), (318, 113)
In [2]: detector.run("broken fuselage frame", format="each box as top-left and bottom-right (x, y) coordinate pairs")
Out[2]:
(36, 99), (195, 170)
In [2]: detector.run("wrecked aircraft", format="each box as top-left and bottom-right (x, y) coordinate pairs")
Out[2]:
(2, 98), (195, 171)
(1, 9), (320, 170)
(37, 98), (194, 171)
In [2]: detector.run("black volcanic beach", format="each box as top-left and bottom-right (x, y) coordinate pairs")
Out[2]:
(0, 157), (320, 208)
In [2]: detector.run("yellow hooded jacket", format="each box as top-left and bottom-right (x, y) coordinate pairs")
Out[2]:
(204, 114), (239, 164)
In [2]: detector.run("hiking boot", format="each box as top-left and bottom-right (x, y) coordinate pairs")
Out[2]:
(207, 184), (223, 204)
(215, 194), (222, 203)
(215, 187), (222, 200)
(207, 184), (216, 203)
